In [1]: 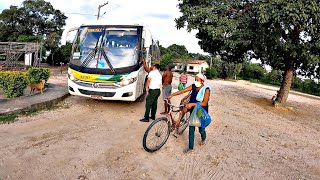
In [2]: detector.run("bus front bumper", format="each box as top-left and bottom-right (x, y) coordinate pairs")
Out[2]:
(67, 78), (138, 101)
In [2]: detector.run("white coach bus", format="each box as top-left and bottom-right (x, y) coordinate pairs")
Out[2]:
(62, 21), (160, 101)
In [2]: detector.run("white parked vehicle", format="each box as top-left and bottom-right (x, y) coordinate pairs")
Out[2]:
(62, 21), (160, 101)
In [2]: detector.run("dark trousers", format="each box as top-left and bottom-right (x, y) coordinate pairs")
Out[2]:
(189, 126), (206, 149)
(144, 89), (160, 120)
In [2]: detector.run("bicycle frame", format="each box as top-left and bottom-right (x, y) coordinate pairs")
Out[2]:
(164, 99), (185, 129)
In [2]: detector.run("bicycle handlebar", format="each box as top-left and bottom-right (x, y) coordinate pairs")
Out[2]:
(164, 99), (185, 108)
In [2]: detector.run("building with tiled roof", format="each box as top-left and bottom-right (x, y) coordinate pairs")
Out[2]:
(173, 59), (209, 73)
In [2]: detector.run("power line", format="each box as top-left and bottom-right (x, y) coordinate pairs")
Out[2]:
(63, 12), (97, 17)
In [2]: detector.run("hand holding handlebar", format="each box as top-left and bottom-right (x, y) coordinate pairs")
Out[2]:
(164, 98), (185, 108)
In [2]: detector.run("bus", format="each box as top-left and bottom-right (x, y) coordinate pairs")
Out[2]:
(62, 22), (160, 101)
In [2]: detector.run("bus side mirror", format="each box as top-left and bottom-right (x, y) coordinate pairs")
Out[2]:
(61, 27), (80, 45)
(73, 52), (80, 59)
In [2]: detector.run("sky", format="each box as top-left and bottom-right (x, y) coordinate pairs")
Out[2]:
(0, 0), (206, 54)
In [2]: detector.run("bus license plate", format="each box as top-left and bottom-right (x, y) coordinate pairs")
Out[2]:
(91, 95), (103, 100)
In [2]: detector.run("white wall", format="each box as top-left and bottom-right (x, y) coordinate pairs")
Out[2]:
(174, 63), (185, 71)
(187, 63), (209, 73)
(187, 64), (199, 73)
(199, 63), (209, 73)
(25, 53), (32, 66)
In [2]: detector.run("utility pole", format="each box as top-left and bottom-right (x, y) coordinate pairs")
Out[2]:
(97, 2), (108, 20)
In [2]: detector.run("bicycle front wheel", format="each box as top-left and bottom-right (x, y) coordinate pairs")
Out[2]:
(143, 117), (170, 153)
(177, 111), (190, 135)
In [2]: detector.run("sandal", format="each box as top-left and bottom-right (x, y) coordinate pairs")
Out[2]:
(200, 140), (206, 147)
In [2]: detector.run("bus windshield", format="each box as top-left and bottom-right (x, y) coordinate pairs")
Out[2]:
(71, 26), (140, 70)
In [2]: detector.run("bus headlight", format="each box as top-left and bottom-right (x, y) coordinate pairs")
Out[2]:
(68, 71), (75, 81)
(117, 77), (137, 86)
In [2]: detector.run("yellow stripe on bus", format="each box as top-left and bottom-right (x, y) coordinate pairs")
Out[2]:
(70, 69), (116, 83)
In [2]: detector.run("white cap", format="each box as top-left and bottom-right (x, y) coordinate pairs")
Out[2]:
(196, 73), (206, 81)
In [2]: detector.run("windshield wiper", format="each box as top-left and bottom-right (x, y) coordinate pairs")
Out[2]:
(80, 37), (100, 70)
(99, 32), (116, 74)
(101, 50), (116, 74)
(79, 28), (116, 74)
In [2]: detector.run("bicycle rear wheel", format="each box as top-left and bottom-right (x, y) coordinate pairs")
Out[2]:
(176, 111), (190, 135)
(143, 117), (170, 153)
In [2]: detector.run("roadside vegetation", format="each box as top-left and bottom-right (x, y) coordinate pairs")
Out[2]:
(203, 58), (320, 97)
(176, 0), (320, 105)
(0, 68), (50, 98)
(0, 103), (64, 124)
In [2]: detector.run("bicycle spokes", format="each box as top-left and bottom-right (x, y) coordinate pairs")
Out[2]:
(145, 120), (168, 150)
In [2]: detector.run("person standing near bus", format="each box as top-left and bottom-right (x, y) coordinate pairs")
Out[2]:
(167, 74), (210, 154)
(180, 71), (188, 88)
(140, 61), (162, 122)
(161, 65), (173, 114)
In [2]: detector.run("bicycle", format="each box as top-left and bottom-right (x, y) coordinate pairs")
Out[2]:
(142, 98), (191, 153)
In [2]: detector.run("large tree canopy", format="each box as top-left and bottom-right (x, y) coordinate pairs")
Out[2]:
(0, 0), (67, 44)
(176, 0), (320, 104)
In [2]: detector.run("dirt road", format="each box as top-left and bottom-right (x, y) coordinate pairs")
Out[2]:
(0, 77), (319, 180)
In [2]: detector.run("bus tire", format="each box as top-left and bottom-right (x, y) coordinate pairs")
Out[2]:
(136, 76), (148, 102)
(136, 92), (146, 102)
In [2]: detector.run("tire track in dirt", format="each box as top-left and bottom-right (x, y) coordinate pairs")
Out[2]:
(181, 155), (194, 180)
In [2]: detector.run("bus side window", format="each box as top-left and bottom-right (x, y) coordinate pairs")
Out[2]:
(140, 38), (145, 61)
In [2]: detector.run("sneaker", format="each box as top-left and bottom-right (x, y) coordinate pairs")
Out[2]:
(183, 148), (194, 154)
(139, 118), (149, 122)
(200, 140), (206, 147)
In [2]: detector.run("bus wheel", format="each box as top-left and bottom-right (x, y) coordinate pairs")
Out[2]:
(136, 77), (148, 102)
(136, 91), (146, 102)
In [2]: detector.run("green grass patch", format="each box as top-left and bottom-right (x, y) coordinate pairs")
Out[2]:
(0, 104), (62, 124)
(248, 79), (281, 88)
(0, 114), (19, 123)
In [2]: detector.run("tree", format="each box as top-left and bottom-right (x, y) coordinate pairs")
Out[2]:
(265, 69), (283, 84)
(0, 0), (67, 48)
(167, 44), (191, 59)
(20, 0), (67, 37)
(47, 43), (72, 65)
(240, 62), (266, 80)
(189, 53), (210, 60)
(46, 32), (61, 65)
(0, 6), (22, 42)
(160, 53), (174, 70)
(176, 0), (320, 104)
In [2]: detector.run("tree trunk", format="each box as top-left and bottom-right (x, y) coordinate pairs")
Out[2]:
(52, 52), (54, 66)
(275, 63), (294, 104)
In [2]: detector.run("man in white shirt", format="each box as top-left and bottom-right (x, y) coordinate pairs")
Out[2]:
(140, 63), (162, 122)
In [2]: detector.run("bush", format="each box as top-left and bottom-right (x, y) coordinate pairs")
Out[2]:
(0, 68), (51, 98)
(205, 68), (219, 79)
(240, 63), (266, 80)
(261, 69), (283, 85)
(0, 71), (28, 98)
(27, 68), (50, 84)
(179, 70), (185, 74)
(292, 77), (303, 90)
(160, 53), (174, 70)
(0, 71), (4, 88)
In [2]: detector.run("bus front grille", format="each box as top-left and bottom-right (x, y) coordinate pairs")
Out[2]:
(72, 79), (120, 89)
(78, 89), (116, 97)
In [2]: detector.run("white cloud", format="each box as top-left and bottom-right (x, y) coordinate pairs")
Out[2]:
(0, 0), (205, 54)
